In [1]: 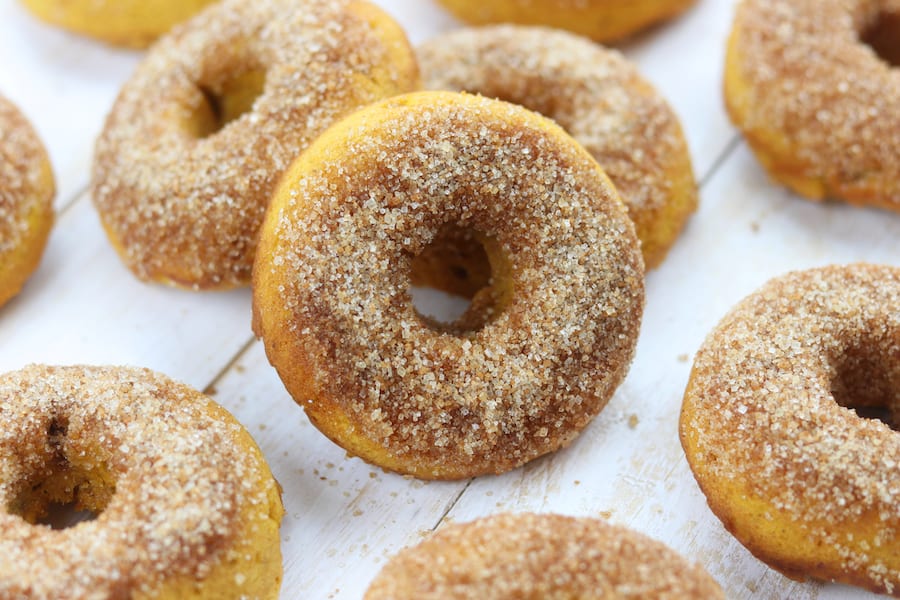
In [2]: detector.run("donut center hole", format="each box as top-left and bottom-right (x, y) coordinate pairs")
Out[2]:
(7, 418), (115, 529)
(409, 225), (512, 333)
(831, 342), (900, 430)
(861, 9), (900, 67)
(191, 69), (266, 138)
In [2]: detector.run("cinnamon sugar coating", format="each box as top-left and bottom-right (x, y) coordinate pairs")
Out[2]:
(253, 91), (644, 480)
(681, 264), (900, 595)
(91, 0), (418, 290)
(418, 25), (697, 269)
(365, 513), (724, 599)
(0, 95), (54, 309)
(725, 0), (900, 210)
(0, 365), (284, 599)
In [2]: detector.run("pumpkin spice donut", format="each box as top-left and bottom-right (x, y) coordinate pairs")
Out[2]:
(0, 364), (284, 599)
(681, 264), (900, 596)
(435, 0), (697, 43)
(418, 25), (697, 270)
(365, 513), (724, 599)
(91, 0), (418, 290)
(725, 0), (900, 211)
(19, 0), (216, 48)
(253, 91), (645, 480)
(0, 94), (54, 310)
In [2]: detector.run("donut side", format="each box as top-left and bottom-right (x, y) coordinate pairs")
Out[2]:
(365, 513), (724, 599)
(680, 264), (900, 595)
(435, 0), (697, 43)
(0, 96), (55, 309)
(19, 0), (217, 48)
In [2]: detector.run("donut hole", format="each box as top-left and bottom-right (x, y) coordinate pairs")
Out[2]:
(7, 418), (116, 529)
(830, 341), (900, 430)
(190, 69), (267, 138)
(409, 225), (513, 333)
(860, 9), (900, 68)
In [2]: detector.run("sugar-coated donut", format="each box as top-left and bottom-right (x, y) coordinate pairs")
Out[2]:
(92, 0), (419, 290)
(365, 513), (724, 599)
(0, 94), (54, 309)
(0, 364), (284, 599)
(19, 0), (216, 48)
(253, 91), (644, 480)
(418, 25), (697, 270)
(435, 0), (697, 43)
(725, 0), (900, 211)
(680, 264), (900, 595)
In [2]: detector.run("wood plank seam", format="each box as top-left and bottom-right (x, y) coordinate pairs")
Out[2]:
(201, 334), (257, 395)
(57, 184), (90, 216)
(698, 133), (741, 188)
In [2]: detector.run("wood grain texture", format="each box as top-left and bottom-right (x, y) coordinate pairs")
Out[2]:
(1, 0), (896, 598)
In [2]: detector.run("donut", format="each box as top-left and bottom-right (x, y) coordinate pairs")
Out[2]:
(19, 0), (216, 48)
(417, 25), (697, 270)
(724, 0), (900, 211)
(365, 513), (725, 598)
(434, 0), (697, 43)
(253, 91), (645, 479)
(0, 94), (54, 310)
(0, 364), (284, 598)
(91, 0), (419, 290)
(680, 264), (900, 595)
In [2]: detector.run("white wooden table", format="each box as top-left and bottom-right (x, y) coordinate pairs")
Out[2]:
(1, 1), (897, 597)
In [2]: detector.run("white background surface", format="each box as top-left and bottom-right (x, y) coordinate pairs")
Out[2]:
(1, 0), (898, 597)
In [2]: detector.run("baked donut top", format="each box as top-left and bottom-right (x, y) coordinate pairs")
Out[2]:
(0, 365), (275, 598)
(92, 0), (417, 288)
(685, 265), (900, 538)
(257, 91), (644, 476)
(419, 25), (685, 218)
(0, 97), (48, 256)
(730, 0), (900, 204)
(365, 513), (724, 598)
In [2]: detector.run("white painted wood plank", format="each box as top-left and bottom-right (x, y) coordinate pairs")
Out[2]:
(375, 0), (460, 44)
(0, 0), (140, 205)
(208, 341), (468, 600)
(442, 144), (900, 599)
(0, 195), (254, 389)
(612, 0), (739, 180)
